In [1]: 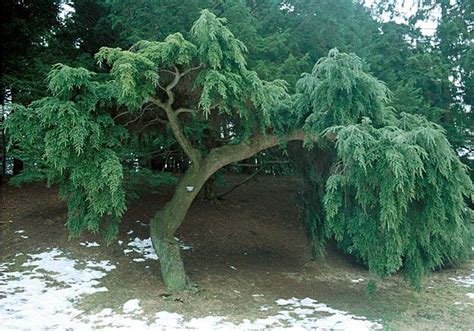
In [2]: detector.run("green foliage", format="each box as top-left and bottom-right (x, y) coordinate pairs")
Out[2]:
(5, 64), (174, 241)
(294, 49), (472, 288)
(296, 49), (392, 134)
(95, 47), (159, 109)
(95, 9), (288, 134)
(322, 114), (472, 289)
(123, 167), (177, 200)
(191, 10), (247, 70)
(131, 34), (197, 66)
(6, 65), (127, 239)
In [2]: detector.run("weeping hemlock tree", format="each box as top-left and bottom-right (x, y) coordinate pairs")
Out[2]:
(6, 10), (472, 291)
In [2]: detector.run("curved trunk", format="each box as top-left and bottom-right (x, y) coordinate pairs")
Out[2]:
(150, 131), (309, 291)
(147, 65), (310, 291)
(150, 164), (210, 291)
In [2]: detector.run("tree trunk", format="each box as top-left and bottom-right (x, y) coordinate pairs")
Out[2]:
(149, 130), (308, 291)
(12, 157), (23, 175)
(149, 164), (210, 291)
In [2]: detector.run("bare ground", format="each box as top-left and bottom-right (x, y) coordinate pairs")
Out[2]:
(1, 174), (473, 330)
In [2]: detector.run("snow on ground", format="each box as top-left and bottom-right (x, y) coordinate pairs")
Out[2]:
(0, 248), (115, 330)
(14, 229), (28, 239)
(123, 299), (142, 313)
(123, 236), (192, 262)
(450, 267), (474, 308)
(0, 247), (382, 330)
(80, 241), (101, 247)
(449, 269), (474, 287)
(351, 278), (365, 283)
(123, 237), (159, 260)
(119, 222), (192, 261)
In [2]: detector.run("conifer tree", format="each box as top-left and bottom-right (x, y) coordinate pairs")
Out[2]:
(6, 10), (472, 291)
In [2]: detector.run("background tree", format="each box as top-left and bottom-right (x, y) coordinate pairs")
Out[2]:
(1, 0), (62, 178)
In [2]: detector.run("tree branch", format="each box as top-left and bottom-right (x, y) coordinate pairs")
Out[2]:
(138, 117), (168, 133)
(175, 107), (197, 116)
(123, 104), (153, 126)
(148, 96), (168, 110)
(181, 64), (202, 77)
(160, 64), (202, 107)
(205, 129), (308, 174)
(232, 160), (290, 167)
(215, 166), (266, 199)
(113, 110), (130, 121)
(149, 96), (202, 165)
(165, 65), (182, 105)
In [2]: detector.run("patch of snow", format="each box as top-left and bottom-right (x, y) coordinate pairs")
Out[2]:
(127, 230), (134, 235)
(294, 307), (314, 316)
(124, 237), (192, 262)
(190, 316), (230, 329)
(351, 278), (365, 283)
(277, 298), (299, 306)
(124, 237), (158, 260)
(86, 260), (116, 272)
(272, 297), (380, 330)
(449, 269), (474, 287)
(230, 265), (238, 270)
(14, 230), (25, 234)
(118, 240), (123, 245)
(175, 236), (192, 250)
(80, 241), (100, 247)
(0, 248), (115, 330)
(300, 297), (317, 306)
(0, 250), (382, 330)
(466, 293), (474, 299)
(123, 299), (142, 313)
(20, 235), (28, 239)
(152, 311), (183, 329)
